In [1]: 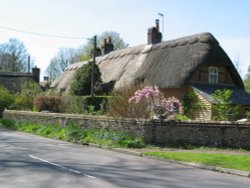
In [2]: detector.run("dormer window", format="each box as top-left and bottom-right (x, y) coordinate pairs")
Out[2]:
(208, 67), (218, 84)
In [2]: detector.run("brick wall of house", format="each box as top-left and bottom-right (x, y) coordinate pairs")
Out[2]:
(161, 86), (212, 120)
(3, 110), (250, 149)
(190, 64), (236, 85)
(192, 91), (212, 120)
(161, 86), (189, 100)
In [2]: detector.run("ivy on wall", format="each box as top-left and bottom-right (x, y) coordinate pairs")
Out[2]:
(182, 90), (205, 119)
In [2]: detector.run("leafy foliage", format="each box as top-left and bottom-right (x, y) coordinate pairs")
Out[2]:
(0, 86), (14, 110)
(0, 86), (14, 118)
(0, 120), (144, 148)
(64, 95), (109, 115)
(107, 84), (151, 119)
(245, 111), (250, 120)
(174, 114), (190, 121)
(33, 95), (64, 112)
(45, 31), (129, 81)
(244, 66), (250, 93)
(182, 90), (204, 119)
(79, 31), (129, 60)
(212, 89), (240, 121)
(70, 62), (102, 96)
(129, 86), (181, 120)
(11, 80), (42, 110)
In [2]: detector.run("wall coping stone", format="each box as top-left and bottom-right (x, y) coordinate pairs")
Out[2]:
(4, 110), (250, 128)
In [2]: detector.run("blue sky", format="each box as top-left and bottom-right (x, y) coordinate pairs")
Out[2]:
(0, 0), (249, 79)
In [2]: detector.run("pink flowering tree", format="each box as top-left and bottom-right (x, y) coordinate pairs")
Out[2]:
(129, 86), (181, 120)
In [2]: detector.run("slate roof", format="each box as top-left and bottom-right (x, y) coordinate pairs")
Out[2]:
(192, 83), (250, 105)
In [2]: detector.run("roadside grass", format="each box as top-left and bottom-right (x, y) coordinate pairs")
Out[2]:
(0, 118), (144, 148)
(143, 151), (250, 172)
(2, 118), (250, 173)
(144, 144), (248, 153)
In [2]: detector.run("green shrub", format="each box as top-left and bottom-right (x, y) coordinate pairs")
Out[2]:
(0, 86), (14, 118)
(0, 118), (16, 129)
(84, 96), (109, 112)
(11, 81), (42, 110)
(175, 114), (190, 121)
(246, 111), (250, 120)
(182, 90), (204, 119)
(64, 95), (109, 115)
(0, 86), (14, 109)
(64, 96), (86, 114)
(107, 84), (150, 119)
(212, 89), (240, 121)
(0, 120), (144, 148)
(70, 61), (102, 96)
(33, 95), (64, 112)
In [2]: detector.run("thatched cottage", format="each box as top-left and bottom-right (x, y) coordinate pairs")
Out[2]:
(51, 21), (250, 120)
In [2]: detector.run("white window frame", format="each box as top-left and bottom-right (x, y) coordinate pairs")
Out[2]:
(208, 67), (218, 84)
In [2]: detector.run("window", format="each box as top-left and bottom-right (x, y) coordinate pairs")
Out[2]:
(208, 67), (218, 84)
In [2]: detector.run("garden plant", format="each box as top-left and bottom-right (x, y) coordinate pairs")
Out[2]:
(128, 86), (181, 120)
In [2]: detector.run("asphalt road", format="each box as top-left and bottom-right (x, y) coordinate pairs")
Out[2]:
(1, 128), (250, 188)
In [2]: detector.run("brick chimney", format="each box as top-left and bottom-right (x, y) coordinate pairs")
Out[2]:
(102, 36), (114, 55)
(32, 66), (40, 83)
(147, 19), (162, 45)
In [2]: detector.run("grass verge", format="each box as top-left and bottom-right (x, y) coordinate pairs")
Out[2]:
(0, 118), (144, 148)
(143, 151), (250, 172)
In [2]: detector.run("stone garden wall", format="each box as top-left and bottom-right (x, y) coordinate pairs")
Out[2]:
(3, 110), (250, 149)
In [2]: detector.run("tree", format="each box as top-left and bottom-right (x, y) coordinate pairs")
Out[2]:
(0, 86), (14, 118)
(212, 89), (240, 121)
(45, 47), (81, 81)
(70, 62), (101, 96)
(244, 66), (250, 93)
(0, 38), (31, 72)
(46, 31), (129, 81)
(13, 80), (42, 110)
(79, 31), (129, 61)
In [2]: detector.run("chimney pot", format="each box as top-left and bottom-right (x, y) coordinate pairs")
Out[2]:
(147, 20), (162, 45)
(108, 36), (112, 44)
(155, 19), (160, 31)
(102, 36), (114, 55)
(32, 67), (40, 83)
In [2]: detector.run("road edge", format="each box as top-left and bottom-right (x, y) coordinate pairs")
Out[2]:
(88, 143), (250, 178)
(3, 129), (249, 178)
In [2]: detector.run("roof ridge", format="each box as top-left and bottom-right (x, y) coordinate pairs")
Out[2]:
(99, 32), (218, 60)
(154, 32), (218, 49)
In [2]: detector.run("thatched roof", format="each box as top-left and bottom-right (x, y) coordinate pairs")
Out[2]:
(192, 83), (250, 105)
(97, 44), (151, 88)
(51, 32), (244, 93)
(50, 61), (89, 93)
(136, 32), (243, 89)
